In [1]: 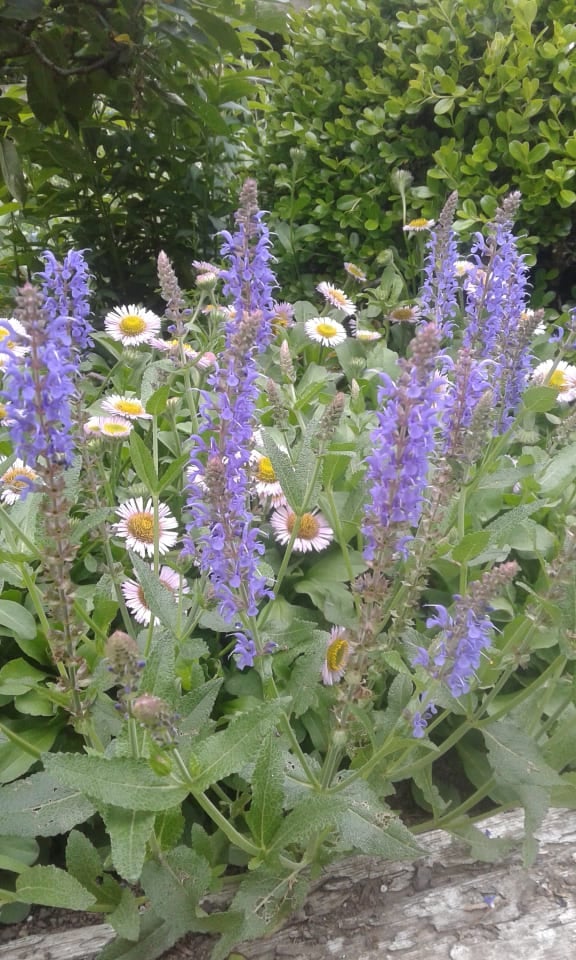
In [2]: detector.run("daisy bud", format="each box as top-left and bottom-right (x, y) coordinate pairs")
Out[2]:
(279, 340), (295, 381)
(131, 693), (179, 745)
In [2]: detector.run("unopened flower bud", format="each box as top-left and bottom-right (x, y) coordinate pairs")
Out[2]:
(131, 693), (179, 744)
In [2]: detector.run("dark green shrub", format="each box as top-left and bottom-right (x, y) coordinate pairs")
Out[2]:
(254, 0), (576, 299)
(0, 0), (282, 310)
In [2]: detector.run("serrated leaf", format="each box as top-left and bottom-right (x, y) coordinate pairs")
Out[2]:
(483, 719), (563, 788)
(536, 442), (576, 494)
(451, 531), (491, 563)
(0, 772), (96, 836)
(178, 677), (222, 734)
(66, 830), (102, 892)
(262, 434), (303, 511)
(269, 794), (347, 852)
(16, 865), (96, 909)
(142, 847), (211, 929)
(70, 506), (114, 544)
(98, 911), (178, 960)
(189, 700), (286, 793)
(108, 886), (141, 941)
(100, 806), (156, 882)
(154, 808), (185, 851)
(246, 732), (284, 848)
(43, 754), (190, 811)
(130, 555), (179, 634)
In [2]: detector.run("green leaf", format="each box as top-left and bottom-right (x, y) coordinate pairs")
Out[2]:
(0, 601), (37, 639)
(108, 887), (141, 942)
(141, 847), (211, 929)
(146, 384), (171, 416)
(16, 866), (96, 910)
(0, 772), (96, 836)
(130, 554), (178, 634)
(262, 435), (303, 512)
(100, 806), (156, 882)
(189, 700), (286, 793)
(246, 732), (284, 849)
(129, 431), (158, 493)
(537, 443), (576, 494)
(434, 97), (454, 115)
(0, 658), (47, 695)
(0, 836), (38, 873)
(43, 754), (190, 811)
(0, 0), (44, 18)
(520, 385), (560, 413)
(178, 677), (222, 734)
(0, 138), (26, 203)
(70, 506), (114, 544)
(269, 794), (345, 852)
(66, 830), (102, 893)
(0, 720), (61, 784)
(451, 531), (491, 563)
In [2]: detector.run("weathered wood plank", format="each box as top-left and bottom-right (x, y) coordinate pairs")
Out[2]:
(2, 807), (575, 960)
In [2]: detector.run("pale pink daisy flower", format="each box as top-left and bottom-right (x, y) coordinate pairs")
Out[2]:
(101, 395), (152, 420)
(270, 506), (333, 553)
(454, 260), (475, 278)
(192, 259), (220, 274)
(0, 459), (39, 503)
(196, 272), (219, 288)
(114, 497), (178, 557)
(316, 282), (356, 316)
(388, 305), (421, 324)
(271, 302), (295, 330)
(321, 627), (352, 686)
(403, 218), (435, 233)
(104, 304), (161, 346)
(122, 565), (188, 626)
(305, 317), (347, 347)
(98, 417), (133, 439)
(531, 359), (576, 403)
(344, 262), (367, 283)
(251, 451), (286, 507)
(355, 329), (382, 342)
(83, 416), (103, 436)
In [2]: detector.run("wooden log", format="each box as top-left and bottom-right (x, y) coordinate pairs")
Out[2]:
(2, 807), (575, 960)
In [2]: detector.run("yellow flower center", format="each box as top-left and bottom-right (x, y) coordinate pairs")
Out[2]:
(2, 467), (36, 490)
(255, 457), (277, 483)
(287, 511), (320, 539)
(0, 403), (6, 418)
(316, 322), (338, 338)
(326, 636), (349, 671)
(127, 512), (155, 543)
(115, 399), (143, 416)
(0, 327), (9, 340)
(102, 422), (129, 435)
(119, 314), (146, 335)
(407, 218), (430, 228)
(549, 370), (567, 389)
(391, 307), (414, 321)
(346, 263), (364, 278)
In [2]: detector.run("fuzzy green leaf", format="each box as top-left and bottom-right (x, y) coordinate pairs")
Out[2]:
(16, 865), (96, 910)
(108, 886), (141, 942)
(0, 602), (37, 640)
(99, 806), (156, 882)
(246, 732), (284, 848)
(44, 754), (190, 811)
(66, 830), (102, 892)
(189, 701), (286, 793)
(129, 431), (158, 493)
(0, 772), (96, 836)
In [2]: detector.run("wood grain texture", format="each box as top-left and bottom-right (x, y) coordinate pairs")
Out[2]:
(2, 807), (575, 960)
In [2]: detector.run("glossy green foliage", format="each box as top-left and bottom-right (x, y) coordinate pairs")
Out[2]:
(254, 0), (576, 295)
(0, 0), (284, 310)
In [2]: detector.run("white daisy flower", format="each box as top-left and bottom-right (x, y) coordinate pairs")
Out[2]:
(196, 271), (219, 288)
(454, 260), (475, 278)
(321, 627), (352, 686)
(316, 282), (356, 316)
(270, 506), (334, 553)
(101, 395), (152, 420)
(355, 329), (382, 342)
(0, 459), (39, 503)
(104, 304), (161, 346)
(344, 262), (367, 283)
(403, 218), (435, 233)
(251, 452), (286, 506)
(98, 417), (133, 439)
(84, 416), (104, 436)
(0, 317), (30, 364)
(530, 359), (576, 403)
(305, 317), (347, 348)
(122, 565), (188, 626)
(388, 305), (422, 324)
(114, 497), (178, 557)
(150, 339), (216, 368)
